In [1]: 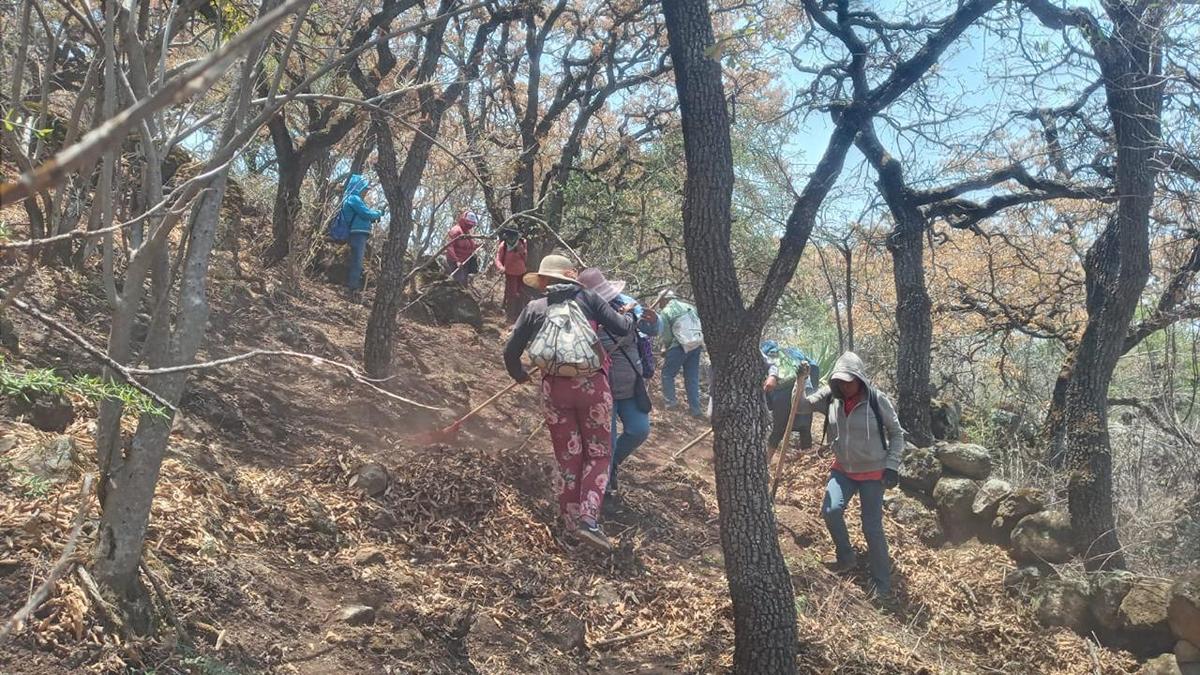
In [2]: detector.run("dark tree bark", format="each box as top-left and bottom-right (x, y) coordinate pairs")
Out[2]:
(854, 123), (933, 446)
(1024, 0), (1168, 570)
(262, 104), (359, 266)
(660, 2), (799, 669)
(360, 2), (512, 377)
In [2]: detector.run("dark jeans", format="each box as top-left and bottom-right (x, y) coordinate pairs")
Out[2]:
(662, 345), (702, 415)
(609, 397), (651, 492)
(766, 383), (814, 449)
(822, 470), (891, 593)
(347, 232), (370, 290)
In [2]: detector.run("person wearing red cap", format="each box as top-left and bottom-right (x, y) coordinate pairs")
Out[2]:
(446, 210), (481, 285)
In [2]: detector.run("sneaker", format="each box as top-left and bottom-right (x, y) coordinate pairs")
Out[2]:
(576, 522), (613, 552)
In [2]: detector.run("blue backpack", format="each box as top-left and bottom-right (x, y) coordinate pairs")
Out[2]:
(326, 206), (351, 243)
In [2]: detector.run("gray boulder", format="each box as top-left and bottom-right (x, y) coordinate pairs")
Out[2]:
(1171, 574), (1200, 647)
(0, 314), (18, 353)
(972, 478), (1014, 521)
(936, 442), (993, 479)
(1178, 640), (1200, 665)
(1010, 511), (1074, 564)
(1091, 571), (1136, 634)
(933, 476), (981, 543)
(1118, 577), (1182, 657)
(350, 462), (390, 497)
(406, 280), (483, 329)
(1004, 565), (1048, 594)
(930, 398), (962, 441)
(899, 443), (942, 495)
(1033, 578), (1091, 634)
(886, 494), (946, 547)
(992, 488), (1046, 541)
(1139, 654), (1184, 675)
(9, 435), (79, 482)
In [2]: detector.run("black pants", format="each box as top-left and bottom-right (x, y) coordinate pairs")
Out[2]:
(767, 385), (813, 450)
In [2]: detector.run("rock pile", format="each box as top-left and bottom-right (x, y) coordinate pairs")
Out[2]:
(897, 441), (1200, 666)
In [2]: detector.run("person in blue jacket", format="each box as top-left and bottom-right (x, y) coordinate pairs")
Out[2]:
(342, 174), (384, 292)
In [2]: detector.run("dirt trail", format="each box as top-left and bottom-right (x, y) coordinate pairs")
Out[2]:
(0, 275), (1139, 673)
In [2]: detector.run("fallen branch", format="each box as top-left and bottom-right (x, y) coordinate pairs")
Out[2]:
(671, 427), (713, 461)
(125, 349), (446, 412)
(7, 297), (177, 412)
(590, 625), (660, 649)
(0, 475), (95, 645)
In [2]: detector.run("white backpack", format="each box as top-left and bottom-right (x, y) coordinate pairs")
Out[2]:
(527, 299), (604, 377)
(673, 307), (704, 353)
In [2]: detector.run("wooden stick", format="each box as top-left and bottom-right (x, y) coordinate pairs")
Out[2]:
(771, 377), (805, 502)
(591, 625), (660, 649)
(671, 427), (713, 461)
(0, 475), (94, 644)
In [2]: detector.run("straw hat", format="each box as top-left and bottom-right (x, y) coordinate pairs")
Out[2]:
(577, 268), (626, 302)
(523, 254), (579, 288)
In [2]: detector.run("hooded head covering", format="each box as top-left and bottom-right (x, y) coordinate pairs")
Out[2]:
(760, 339), (780, 358)
(344, 174), (370, 200)
(457, 210), (480, 231)
(828, 351), (870, 397)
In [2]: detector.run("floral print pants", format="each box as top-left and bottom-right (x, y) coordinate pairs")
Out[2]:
(541, 372), (614, 529)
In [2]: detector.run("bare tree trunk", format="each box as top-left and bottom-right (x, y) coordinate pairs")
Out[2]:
(1059, 5), (1164, 571)
(92, 8), (275, 616)
(661, 1), (800, 670)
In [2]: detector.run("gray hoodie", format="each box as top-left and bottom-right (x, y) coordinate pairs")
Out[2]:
(797, 352), (905, 474)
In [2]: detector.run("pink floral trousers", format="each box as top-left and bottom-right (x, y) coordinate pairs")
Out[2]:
(541, 372), (614, 529)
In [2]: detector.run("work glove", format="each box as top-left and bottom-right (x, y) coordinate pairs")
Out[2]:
(883, 468), (899, 490)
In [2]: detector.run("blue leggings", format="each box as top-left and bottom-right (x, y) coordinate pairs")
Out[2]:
(822, 470), (891, 593)
(609, 397), (651, 491)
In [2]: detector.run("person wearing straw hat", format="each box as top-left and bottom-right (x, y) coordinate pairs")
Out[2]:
(794, 352), (904, 597)
(503, 255), (636, 551)
(578, 268), (660, 501)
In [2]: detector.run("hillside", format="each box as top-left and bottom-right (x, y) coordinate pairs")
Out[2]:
(0, 268), (1142, 674)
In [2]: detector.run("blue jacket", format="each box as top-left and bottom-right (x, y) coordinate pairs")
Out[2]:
(341, 174), (383, 234)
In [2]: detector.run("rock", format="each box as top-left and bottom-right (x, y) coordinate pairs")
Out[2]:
(29, 393), (76, 433)
(936, 442), (993, 479)
(1091, 571), (1136, 634)
(1170, 574), (1200, 647)
(1010, 511), (1074, 564)
(372, 509), (399, 530)
(549, 611), (587, 652)
(886, 494), (946, 547)
(1033, 578), (1091, 634)
(593, 582), (622, 607)
(10, 435), (79, 481)
(1140, 654), (1183, 675)
(972, 478), (1014, 521)
(930, 398), (961, 441)
(1178, 640), (1200, 664)
(1114, 578), (1179, 656)
(0, 314), (18, 353)
(353, 547), (386, 567)
(1004, 565), (1048, 594)
(933, 476), (981, 543)
(407, 281), (483, 329)
(992, 488), (1047, 541)
(349, 463), (389, 497)
(335, 604), (376, 626)
(900, 444), (942, 495)
(301, 496), (338, 536)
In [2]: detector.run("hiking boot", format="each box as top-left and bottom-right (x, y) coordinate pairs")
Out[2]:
(576, 522), (613, 552)
(822, 558), (857, 575)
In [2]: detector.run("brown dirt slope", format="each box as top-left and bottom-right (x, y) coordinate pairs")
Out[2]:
(0, 269), (1138, 673)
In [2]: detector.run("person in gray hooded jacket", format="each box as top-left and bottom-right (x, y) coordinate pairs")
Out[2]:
(796, 352), (904, 596)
